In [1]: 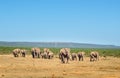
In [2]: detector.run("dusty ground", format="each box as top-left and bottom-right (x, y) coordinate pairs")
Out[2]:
(0, 55), (120, 78)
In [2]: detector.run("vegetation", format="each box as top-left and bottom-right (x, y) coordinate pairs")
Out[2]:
(70, 48), (120, 57)
(0, 46), (120, 57)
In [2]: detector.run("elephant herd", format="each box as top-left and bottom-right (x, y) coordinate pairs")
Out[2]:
(12, 48), (99, 63)
(12, 49), (26, 57)
(12, 48), (54, 59)
(59, 48), (99, 63)
(31, 48), (54, 59)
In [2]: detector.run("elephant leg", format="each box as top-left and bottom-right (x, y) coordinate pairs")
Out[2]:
(15, 53), (18, 57)
(72, 56), (74, 60)
(93, 57), (95, 61)
(79, 56), (82, 61)
(22, 53), (25, 57)
(46, 55), (49, 59)
(59, 54), (61, 59)
(90, 55), (93, 62)
(48, 55), (51, 59)
(21, 53), (23, 57)
(16, 54), (18, 57)
(14, 54), (16, 57)
(74, 56), (76, 61)
(24, 53), (26, 57)
(82, 56), (83, 61)
(90, 57), (92, 62)
(35, 52), (36, 56)
(93, 56), (96, 61)
(66, 56), (69, 63)
(61, 56), (65, 63)
(78, 56), (80, 61)
(41, 54), (43, 58)
(38, 54), (40, 58)
(13, 53), (16, 57)
(92, 58), (94, 61)
(32, 54), (35, 58)
(73, 57), (75, 60)
(16, 54), (19, 57)
(44, 55), (47, 59)
(97, 56), (99, 61)
(32, 52), (35, 58)
(74, 56), (76, 60)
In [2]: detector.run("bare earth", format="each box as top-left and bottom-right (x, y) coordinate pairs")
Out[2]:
(0, 55), (120, 78)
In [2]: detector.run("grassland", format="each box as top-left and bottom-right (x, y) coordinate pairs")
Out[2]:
(0, 55), (120, 78)
(0, 46), (120, 57)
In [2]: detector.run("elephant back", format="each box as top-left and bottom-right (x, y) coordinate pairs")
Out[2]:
(43, 48), (50, 53)
(35, 48), (40, 53)
(78, 52), (85, 56)
(13, 48), (21, 53)
(60, 48), (70, 55)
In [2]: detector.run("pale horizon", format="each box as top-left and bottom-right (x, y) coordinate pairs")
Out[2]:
(0, 41), (119, 46)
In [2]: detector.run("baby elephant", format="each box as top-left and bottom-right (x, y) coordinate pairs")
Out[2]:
(20, 49), (26, 57)
(77, 52), (85, 61)
(48, 51), (54, 59)
(71, 53), (77, 61)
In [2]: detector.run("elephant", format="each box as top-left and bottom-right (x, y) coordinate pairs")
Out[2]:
(59, 48), (71, 63)
(90, 51), (99, 62)
(42, 48), (54, 59)
(31, 48), (41, 58)
(12, 48), (21, 57)
(42, 48), (48, 59)
(43, 48), (50, 53)
(48, 51), (54, 59)
(41, 51), (48, 59)
(20, 49), (26, 57)
(71, 53), (77, 61)
(77, 52), (85, 61)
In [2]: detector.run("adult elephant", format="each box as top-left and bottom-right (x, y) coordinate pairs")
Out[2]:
(71, 53), (77, 61)
(31, 48), (41, 58)
(77, 52), (85, 61)
(12, 48), (21, 57)
(90, 51), (99, 62)
(59, 48), (71, 63)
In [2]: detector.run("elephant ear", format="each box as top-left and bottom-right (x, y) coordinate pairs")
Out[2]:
(60, 48), (63, 53)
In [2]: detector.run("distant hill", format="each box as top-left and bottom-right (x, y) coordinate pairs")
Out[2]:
(0, 41), (120, 48)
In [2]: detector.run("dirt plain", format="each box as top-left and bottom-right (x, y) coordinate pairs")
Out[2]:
(0, 55), (120, 78)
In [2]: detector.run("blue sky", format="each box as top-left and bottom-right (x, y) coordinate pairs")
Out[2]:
(0, 0), (120, 46)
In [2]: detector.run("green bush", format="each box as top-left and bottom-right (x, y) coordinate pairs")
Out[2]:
(0, 46), (120, 57)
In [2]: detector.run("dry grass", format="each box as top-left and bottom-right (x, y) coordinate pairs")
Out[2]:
(0, 55), (120, 78)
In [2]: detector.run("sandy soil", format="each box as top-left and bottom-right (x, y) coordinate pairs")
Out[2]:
(0, 55), (120, 78)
